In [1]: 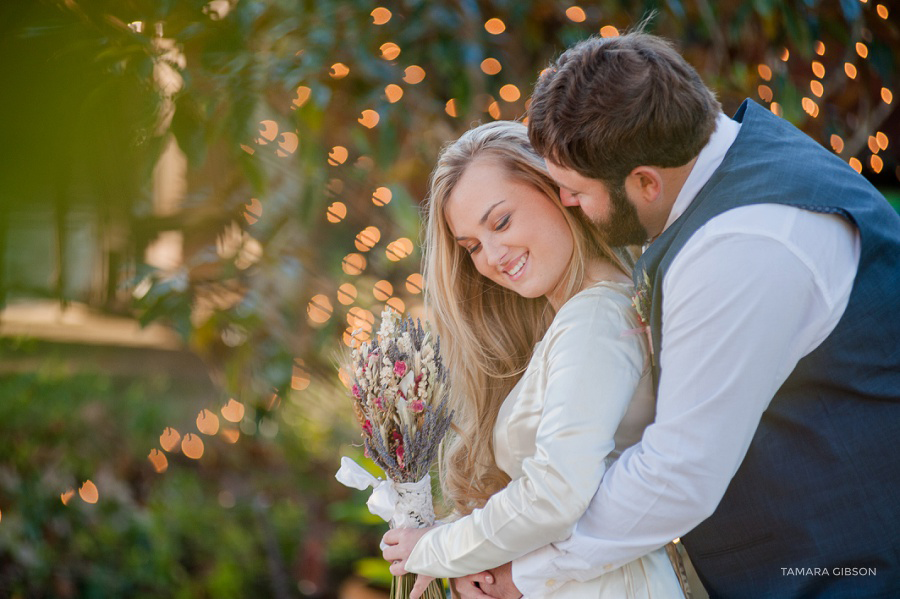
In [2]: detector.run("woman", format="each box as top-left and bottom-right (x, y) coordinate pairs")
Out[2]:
(382, 121), (685, 598)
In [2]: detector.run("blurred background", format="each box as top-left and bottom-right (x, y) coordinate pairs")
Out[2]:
(0, 0), (897, 597)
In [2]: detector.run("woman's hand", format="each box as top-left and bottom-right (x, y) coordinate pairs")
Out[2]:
(382, 527), (436, 599)
(381, 526), (432, 576)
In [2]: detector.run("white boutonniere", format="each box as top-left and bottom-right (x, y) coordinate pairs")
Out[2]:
(630, 269), (655, 366)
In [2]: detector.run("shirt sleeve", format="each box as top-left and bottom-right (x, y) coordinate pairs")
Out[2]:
(512, 214), (858, 596)
(405, 290), (647, 578)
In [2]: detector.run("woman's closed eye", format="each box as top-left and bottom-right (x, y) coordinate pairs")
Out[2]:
(463, 215), (510, 254)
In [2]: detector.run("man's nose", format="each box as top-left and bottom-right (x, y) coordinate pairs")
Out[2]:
(559, 189), (579, 207)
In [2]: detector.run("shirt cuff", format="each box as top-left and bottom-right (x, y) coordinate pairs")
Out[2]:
(511, 544), (567, 598)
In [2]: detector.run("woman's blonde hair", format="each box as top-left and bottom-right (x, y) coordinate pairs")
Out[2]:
(423, 120), (627, 516)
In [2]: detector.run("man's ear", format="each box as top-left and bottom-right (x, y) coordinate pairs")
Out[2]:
(625, 166), (663, 205)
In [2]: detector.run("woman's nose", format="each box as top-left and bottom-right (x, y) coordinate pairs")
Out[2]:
(482, 238), (506, 267)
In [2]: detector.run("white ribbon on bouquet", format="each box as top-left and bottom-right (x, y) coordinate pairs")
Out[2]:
(335, 457), (436, 533)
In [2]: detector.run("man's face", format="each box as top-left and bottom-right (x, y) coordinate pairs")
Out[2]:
(546, 161), (649, 246)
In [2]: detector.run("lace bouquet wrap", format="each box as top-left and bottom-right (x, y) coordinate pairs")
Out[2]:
(336, 309), (453, 599)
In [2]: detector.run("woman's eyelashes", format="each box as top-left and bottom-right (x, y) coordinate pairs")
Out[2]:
(463, 213), (511, 255)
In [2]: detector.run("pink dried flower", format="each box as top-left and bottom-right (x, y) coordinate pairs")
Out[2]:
(351, 384), (361, 399)
(374, 396), (385, 410)
(410, 400), (425, 413)
(362, 419), (373, 435)
(396, 444), (405, 469)
(393, 360), (407, 377)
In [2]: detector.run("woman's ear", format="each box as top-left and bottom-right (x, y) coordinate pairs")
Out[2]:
(625, 166), (663, 205)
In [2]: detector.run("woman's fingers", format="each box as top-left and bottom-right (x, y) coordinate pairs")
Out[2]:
(382, 528), (402, 545)
(410, 575), (436, 599)
(388, 559), (410, 576)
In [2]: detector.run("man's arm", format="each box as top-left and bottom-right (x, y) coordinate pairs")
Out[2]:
(512, 210), (858, 595)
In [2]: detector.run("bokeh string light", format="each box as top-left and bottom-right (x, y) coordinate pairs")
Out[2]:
(499, 84), (521, 102)
(342, 253), (367, 275)
(385, 84), (403, 103)
(566, 6), (587, 23)
(292, 359), (311, 390)
(372, 186), (392, 206)
(307, 294), (333, 324)
(403, 65), (426, 84)
(337, 283), (358, 305)
(485, 18), (506, 34)
(600, 25), (619, 38)
(381, 42), (401, 60)
(445, 99), (458, 117)
(481, 58), (502, 75)
(373, 280), (393, 301)
(371, 7), (392, 25)
(79, 480), (99, 504)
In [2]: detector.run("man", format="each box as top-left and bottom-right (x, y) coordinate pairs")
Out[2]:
(463, 32), (900, 598)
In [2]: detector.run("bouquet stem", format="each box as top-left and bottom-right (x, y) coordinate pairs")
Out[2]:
(390, 573), (444, 599)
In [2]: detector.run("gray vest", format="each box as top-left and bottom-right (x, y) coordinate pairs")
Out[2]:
(635, 100), (900, 598)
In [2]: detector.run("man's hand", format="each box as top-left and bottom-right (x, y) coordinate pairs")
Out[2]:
(382, 527), (432, 576)
(481, 563), (522, 599)
(409, 574), (437, 599)
(451, 571), (495, 599)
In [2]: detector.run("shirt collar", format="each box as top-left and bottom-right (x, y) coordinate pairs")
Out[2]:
(661, 113), (741, 233)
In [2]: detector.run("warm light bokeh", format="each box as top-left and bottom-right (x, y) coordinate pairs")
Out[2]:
(566, 6), (587, 22)
(79, 480), (99, 504)
(380, 42), (401, 60)
(481, 58), (502, 75)
(160, 427), (181, 452)
(221, 399), (245, 423)
(485, 18), (506, 34)
(371, 7), (392, 25)
(372, 187), (392, 206)
(307, 294), (334, 323)
(385, 84), (403, 103)
(342, 253), (367, 275)
(403, 65), (426, 84)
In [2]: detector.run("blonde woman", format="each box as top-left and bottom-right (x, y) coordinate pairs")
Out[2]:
(381, 121), (686, 599)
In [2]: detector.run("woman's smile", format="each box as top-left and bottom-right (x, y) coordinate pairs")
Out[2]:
(503, 252), (528, 280)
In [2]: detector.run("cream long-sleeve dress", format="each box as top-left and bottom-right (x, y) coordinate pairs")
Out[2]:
(405, 282), (684, 598)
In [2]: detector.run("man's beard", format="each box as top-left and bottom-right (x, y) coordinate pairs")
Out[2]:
(590, 182), (649, 247)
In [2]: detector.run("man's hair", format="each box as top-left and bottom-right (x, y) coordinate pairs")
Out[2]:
(528, 31), (721, 184)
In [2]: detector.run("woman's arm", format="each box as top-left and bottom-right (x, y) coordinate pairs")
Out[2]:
(394, 290), (648, 578)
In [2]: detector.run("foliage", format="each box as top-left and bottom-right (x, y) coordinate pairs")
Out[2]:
(2, 0), (897, 410)
(0, 342), (385, 598)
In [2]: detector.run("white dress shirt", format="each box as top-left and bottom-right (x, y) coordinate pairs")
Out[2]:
(512, 113), (861, 596)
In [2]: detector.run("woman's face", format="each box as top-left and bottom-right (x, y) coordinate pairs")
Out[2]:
(444, 157), (575, 306)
